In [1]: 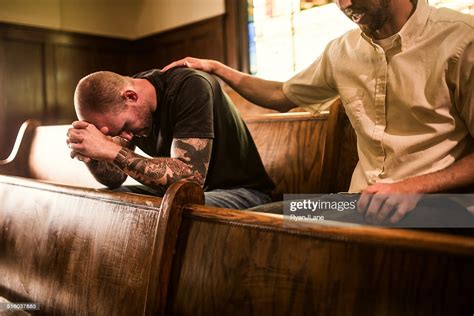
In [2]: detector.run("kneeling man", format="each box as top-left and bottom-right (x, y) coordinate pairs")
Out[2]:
(67, 68), (274, 209)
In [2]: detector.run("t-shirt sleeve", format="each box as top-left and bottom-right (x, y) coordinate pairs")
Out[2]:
(171, 75), (215, 139)
(283, 39), (339, 113)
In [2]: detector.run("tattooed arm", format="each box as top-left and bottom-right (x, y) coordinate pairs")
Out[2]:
(84, 158), (128, 189)
(68, 121), (130, 188)
(71, 136), (133, 188)
(68, 121), (212, 190)
(112, 138), (212, 191)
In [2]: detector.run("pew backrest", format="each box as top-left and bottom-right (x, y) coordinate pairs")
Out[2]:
(166, 202), (474, 315)
(320, 99), (358, 193)
(0, 119), (38, 177)
(0, 121), (141, 188)
(0, 175), (203, 315)
(245, 99), (358, 198)
(246, 112), (328, 199)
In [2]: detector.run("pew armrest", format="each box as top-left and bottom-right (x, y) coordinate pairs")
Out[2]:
(0, 120), (40, 177)
(320, 99), (359, 193)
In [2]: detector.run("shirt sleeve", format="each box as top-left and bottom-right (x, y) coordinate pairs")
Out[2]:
(171, 75), (215, 139)
(282, 39), (339, 113)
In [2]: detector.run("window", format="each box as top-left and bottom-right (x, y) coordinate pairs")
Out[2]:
(432, 0), (473, 13)
(248, 0), (474, 80)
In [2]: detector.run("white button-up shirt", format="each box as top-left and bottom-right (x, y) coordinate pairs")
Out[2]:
(283, 0), (474, 192)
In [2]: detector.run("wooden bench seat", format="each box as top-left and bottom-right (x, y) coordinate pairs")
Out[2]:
(166, 198), (474, 315)
(0, 175), (202, 315)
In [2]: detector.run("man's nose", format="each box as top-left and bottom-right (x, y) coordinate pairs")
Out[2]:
(120, 131), (134, 141)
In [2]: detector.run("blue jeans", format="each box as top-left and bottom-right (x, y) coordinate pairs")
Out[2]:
(204, 188), (272, 209)
(114, 185), (272, 210)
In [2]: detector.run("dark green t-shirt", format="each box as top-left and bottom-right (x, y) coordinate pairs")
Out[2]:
(133, 68), (275, 193)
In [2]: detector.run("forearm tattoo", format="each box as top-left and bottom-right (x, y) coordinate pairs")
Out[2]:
(113, 138), (212, 190)
(86, 160), (127, 188)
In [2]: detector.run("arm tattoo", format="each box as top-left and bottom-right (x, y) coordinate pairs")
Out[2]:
(85, 137), (132, 188)
(113, 138), (212, 191)
(86, 160), (127, 189)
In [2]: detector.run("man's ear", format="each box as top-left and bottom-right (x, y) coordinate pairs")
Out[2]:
(123, 90), (138, 102)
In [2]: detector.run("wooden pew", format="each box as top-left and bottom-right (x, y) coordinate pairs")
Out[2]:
(1, 172), (473, 315)
(320, 100), (358, 193)
(0, 121), (142, 188)
(0, 175), (203, 315)
(246, 99), (358, 199)
(246, 112), (327, 199)
(0, 99), (359, 197)
(165, 199), (474, 315)
(0, 119), (39, 178)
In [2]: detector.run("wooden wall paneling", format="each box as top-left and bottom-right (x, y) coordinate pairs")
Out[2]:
(44, 42), (58, 125)
(52, 44), (130, 124)
(224, 0), (239, 70)
(3, 39), (45, 118)
(94, 48), (129, 74)
(131, 16), (226, 71)
(188, 16), (225, 61)
(1, 38), (45, 158)
(224, 0), (250, 72)
(131, 36), (162, 72)
(53, 44), (97, 123)
(0, 38), (5, 158)
(0, 22), (133, 150)
(189, 27), (224, 62)
(161, 38), (190, 67)
(127, 32), (168, 73)
(126, 48), (156, 76)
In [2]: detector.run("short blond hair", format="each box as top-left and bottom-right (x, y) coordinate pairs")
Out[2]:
(74, 71), (132, 116)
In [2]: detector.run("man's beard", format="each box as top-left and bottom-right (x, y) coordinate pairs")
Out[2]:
(361, 0), (391, 38)
(134, 104), (153, 137)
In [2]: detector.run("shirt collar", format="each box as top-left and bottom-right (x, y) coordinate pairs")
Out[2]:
(398, 0), (430, 50)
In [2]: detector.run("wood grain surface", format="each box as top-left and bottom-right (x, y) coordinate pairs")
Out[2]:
(0, 120), (39, 177)
(246, 113), (328, 199)
(167, 204), (474, 316)
(147, 180), (205, 315)
(0, 175), (171, 315)
(321, 99), (359, 193)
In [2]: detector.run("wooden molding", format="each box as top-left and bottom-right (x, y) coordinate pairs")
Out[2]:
(224, 0), (250, 72)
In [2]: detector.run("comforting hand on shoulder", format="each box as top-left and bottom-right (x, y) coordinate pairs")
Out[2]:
(162, 56), (215, 73)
